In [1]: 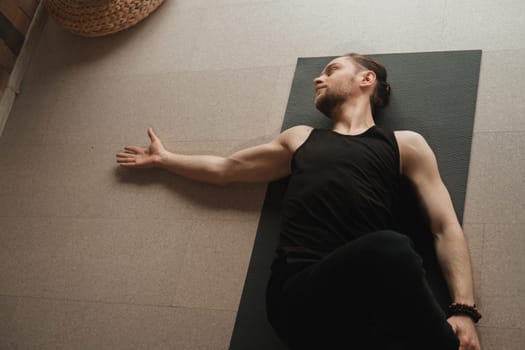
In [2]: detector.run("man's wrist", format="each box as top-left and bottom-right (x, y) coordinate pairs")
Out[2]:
(448, 302), (482, 323)
(156, 150), (171, 168)
(453, 298), (476, 305)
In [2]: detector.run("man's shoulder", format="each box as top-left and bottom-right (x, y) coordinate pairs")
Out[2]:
(277, 125), (314, 152)
(393, 130), (427, 147)
(282, 124), (314, 134)
(279, 125), (314, 139)
(394, 130), (436, 175)
(393, 129), (424, 139)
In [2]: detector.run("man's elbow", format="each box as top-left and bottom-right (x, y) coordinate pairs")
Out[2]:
(213, 158), (238, 186)
(213, 173), (232, 186)
(432, 219), (463, 240)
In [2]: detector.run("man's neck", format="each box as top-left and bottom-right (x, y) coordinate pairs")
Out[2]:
(329, 99), (375, 135)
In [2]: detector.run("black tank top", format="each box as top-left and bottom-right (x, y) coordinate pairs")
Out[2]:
(277, 125), (402, 260)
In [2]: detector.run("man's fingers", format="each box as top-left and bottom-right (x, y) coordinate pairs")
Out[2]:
(124, 146), (143, 154)
(148, 128), (158, 142)
(116, 152), (136, 159)
(116, 152), (137, 162)
(117, 158), (136, 166)
(116, 156), (135, 163)
(446, 318), (458, 333)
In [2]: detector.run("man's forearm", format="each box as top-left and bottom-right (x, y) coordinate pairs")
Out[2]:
(434, 222), (476, 305)
(157, 150), (228, 185)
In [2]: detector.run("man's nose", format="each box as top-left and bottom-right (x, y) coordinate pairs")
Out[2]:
(313, 76), (323, 86)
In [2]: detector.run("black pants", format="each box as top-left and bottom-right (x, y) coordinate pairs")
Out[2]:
(265, 230), (460, 350)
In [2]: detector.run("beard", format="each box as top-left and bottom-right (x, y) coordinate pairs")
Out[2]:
(314, 88), (347, 119)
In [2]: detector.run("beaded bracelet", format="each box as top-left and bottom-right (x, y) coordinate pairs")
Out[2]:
(447, 302), (482, 323)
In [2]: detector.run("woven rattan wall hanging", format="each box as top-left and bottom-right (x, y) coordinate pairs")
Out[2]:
(44, 0), (166, 37)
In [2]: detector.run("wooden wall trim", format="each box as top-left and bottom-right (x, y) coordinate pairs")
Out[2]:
(0, 0), (46, 137)
(0, 0), (32, 35)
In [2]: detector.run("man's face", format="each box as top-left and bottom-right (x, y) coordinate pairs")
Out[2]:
(313, 56), (363, 117)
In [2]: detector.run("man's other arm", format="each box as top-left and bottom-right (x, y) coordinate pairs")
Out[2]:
(116, 127), (308, 185)
(397, 130), (481, 350)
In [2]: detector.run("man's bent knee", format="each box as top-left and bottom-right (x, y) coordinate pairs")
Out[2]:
(363, 230), (423, 272)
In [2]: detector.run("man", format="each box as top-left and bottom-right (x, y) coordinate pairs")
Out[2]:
(116, 53), (481, 350)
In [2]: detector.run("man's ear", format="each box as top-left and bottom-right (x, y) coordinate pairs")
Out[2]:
(360, 70), (376, 87)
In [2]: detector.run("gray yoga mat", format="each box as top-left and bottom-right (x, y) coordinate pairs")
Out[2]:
(229, 50), (482, 350)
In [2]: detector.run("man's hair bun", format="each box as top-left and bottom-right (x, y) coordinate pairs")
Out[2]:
(346, 53), (391, 115)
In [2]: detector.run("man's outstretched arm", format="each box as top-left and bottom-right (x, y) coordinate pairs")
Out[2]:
(115, 127), (297, 185)
(398, 130), (481, 350)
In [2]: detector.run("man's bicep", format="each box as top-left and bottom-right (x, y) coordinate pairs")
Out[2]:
(415, 174), (459, 235)
(224, 138), (292, 183)
(402, 133), (460, 234)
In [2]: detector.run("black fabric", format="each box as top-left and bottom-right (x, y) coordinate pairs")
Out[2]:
(228, 50), (481, 350)
(278, 126), (402, 260)
(266, 230), (460, 350)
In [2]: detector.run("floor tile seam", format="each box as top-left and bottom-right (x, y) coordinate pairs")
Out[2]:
(477, 223), (485, 298)
(11, 66), (293, 102)
(0, 215), (260, 223)
(475, 325), (523, 330)
(473, 129), (525, 135)
(479, 293), (525, 299)
(166, 227), (192, 309)
(1, 217), (522, 225)
(479, 48), (525, 53)
(11, 128), (525, 147)
(182, 63), (292, 73)
(0, 214), (520, 226)
(475, 222), (485, 252)
(132, 136), (276, 144)
(0, 215), (262, 224)
(439, 0), (449, 46)
(462, 221), (525, 225)
(0, 293), (237, 312)
(7, 125), (525, 145)
(0, 136), (278, 147)
(0, 142), (49, 147)
(177, 0), (285, 12)
(20, 64), (293, 83)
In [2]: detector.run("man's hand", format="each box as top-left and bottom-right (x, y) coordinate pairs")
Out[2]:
(447, 315), (481, 350)
(116, 128), (166, 168)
